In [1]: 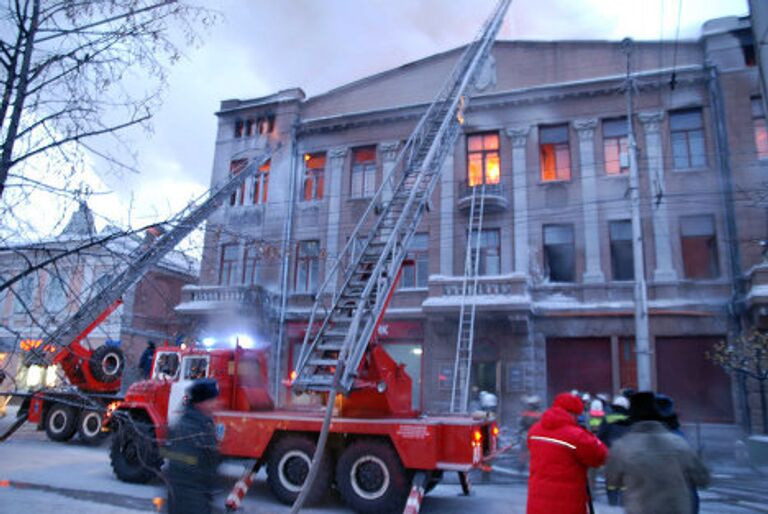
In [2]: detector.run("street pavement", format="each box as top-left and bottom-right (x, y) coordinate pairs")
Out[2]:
(1, 413), (766, 514)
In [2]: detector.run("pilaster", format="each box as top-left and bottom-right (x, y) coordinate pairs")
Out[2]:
(573, 118), (604, 283)
(325, 146), (348, 279)
(506, 126), (531, 275)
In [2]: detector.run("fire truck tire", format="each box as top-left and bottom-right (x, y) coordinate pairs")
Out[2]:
(89, 346), (124, 383)
(266, 435), (332, 505)
(44, 403), (78, 442)
(335, 439), (410, 514)
(110, 420), (161, 483)
(78, 409), (107, 445)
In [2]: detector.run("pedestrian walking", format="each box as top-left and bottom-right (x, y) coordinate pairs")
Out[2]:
(164, 378), (221, 514)
(526, 392), (608, 514)
(605, 392), (710, 514)
(138, 341), (156, 379)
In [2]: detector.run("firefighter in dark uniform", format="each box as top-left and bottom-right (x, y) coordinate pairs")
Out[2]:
(164, 379), (221, 514)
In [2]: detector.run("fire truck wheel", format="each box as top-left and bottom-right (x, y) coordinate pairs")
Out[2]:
(44, 404), (78, 442)
(266, 435), (332, 505)
(336, 439), (409, 514)
(78, 409), (106, 445)
(110, 419), (161, 483)
(89, 346), (124, 383)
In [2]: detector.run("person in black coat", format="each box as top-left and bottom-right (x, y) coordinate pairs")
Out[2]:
(164, 379), (221, 514)
(138, 341), (156, 379)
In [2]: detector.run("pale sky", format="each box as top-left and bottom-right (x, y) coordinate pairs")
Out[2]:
(33, 0), (753, 238)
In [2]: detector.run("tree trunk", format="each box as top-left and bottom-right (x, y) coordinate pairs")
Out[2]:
(760, 378), (767, 434)
(739, 371), (752, 434)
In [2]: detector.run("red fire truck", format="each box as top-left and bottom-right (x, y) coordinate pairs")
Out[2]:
(107, 340), (497, 513)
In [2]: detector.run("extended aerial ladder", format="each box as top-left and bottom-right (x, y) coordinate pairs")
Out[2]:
(451, 183), (488, 413)
(1, 149), (274, 442)
(293, 0), (511, 396)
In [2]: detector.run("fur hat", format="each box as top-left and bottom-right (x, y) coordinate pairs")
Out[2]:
(655, 394), (676, 418)
(554, 392), (584, 415)
(629, 391), (661, 422)
(187, 379), (219, 404)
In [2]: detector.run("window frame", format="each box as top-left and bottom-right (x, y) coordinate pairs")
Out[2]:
(539, 124), (572, 182)
(609, 220), (634, 281)
(680, 215), (720, 280)
(350, 146), (377, 199)
(466, 132), (501, 187)
(543, 224), (576, 283)
(229, 159), (248, 206)
(294, 240), (320, 293)
(468, 228), (501, 276)
(219, 243), (240, 286)
(400, 233), (429, 289)
(242, 244), (261, 285)
(602, 118), (630, 175)
(253, 159), (270, 205)
(669, 108), (707, 170)
(302, 152), (326, 201)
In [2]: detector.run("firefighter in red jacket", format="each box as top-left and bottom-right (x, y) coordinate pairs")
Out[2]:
(526, 392), (608, 514)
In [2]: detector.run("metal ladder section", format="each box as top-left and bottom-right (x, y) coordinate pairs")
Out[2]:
(293, 0), (512, 395)
(450, 183), (487, 413)
(33, 151), (274, 360)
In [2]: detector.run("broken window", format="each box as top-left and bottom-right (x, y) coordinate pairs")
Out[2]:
(735, 29), (756, 67)
(219, 244), (240, 286)
(539, 125), (571, 182)
(234, 120), (244, 138)
(543, 224), (575, 282)
(680, 215), (719, 279)
(469, 229), (500, 276)
(603, 118), (629, 175)
(609, 220), (634, 281)
(467, 132), (500, 186)
(351, 146), (376, 198)
(245, 119), (255, 137)
(400, 233), (429, 289)
(242, 245), (261, 285)
(253, 159), (270, 205)
(229, 159), (247, 206)
(753, 97), (768, 159)
(295, 240), (320, 293)
(258, 115), (275, 135)
(670, 109), (706, 169)
(302, 152), (326, 201)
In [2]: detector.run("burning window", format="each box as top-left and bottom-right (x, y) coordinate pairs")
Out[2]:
(539, 125), (571, 182)
(303, 152), (326, 201)
(229, 159), (248, 206)
(258, 115), (275, 135)
(234, 120), (244, 138)
(219, 244), (240, 286)
(670, 109), (706, 169)
(609, 220), (634, 281)
(543, 224), (575, 282)
(680, 215), (719, 279)
(752, 97), (768, 160)
(603, 118), (629, 175)
(253, 160), (270, 205)
(295, 240), (320, 293)
(467, 132), (500, 186)
(351, 146), (376, 198)
(400, 233), (429, 289)
(468, 229), (500, 276)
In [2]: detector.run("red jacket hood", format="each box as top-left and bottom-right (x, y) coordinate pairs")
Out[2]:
(540, 405), (578, 431)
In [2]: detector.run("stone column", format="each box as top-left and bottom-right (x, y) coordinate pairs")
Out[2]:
(573, 118), (604, 283)
(506, 126), (530, 275)
(439, 154), (455, 275)
(639, 111), (677, 282)
(379, 141), (400, 206)
(325, 147), (347, 279)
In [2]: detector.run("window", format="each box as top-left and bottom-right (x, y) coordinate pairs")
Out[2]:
(609, 220), (634, 281)
(736, 29), (756, 67)
(13, 273), (37, 314)
(469, 229), (500, 276)
(302, 153), (325, 201)
(467, 132), (500, 186)
(680, 215), (719, 279)
(753, 97), (768, 159)
(181, 356), (209, 380)
(543, 224), (575, 282)
(351, 146), (376, 198)
(603, 118), (629, 175)
(295, 240), (320, 293)
(253, 159), (270, 205)
(401, 233), (429, 289)
(229, 159), (247, 206)
(670, 109), (706, 169)
(245, 119), (254, 137)
(219, 244), (239, 285)
(242, 245), (261, 285)
(234, 120), (244, 138)
(45, 271), (69, 312)
(258, 115), (275, 135)
(539, 125), (571, 182)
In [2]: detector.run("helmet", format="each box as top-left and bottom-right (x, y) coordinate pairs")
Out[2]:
(523, 394), (541, 406)
(612, 395), (630, 410)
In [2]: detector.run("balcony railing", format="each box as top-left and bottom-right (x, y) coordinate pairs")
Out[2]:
(176, 284), (278, 314)
(423, 274), (530, 311)
(457, 180), (508, 212)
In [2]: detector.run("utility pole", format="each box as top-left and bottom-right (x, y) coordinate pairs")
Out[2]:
(622, 38), (652, 391)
